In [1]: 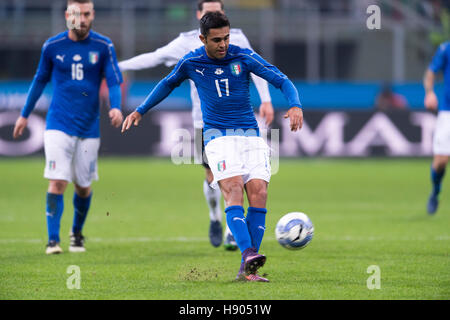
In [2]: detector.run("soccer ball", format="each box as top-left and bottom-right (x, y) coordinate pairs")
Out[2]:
(275, 212), (314, 250)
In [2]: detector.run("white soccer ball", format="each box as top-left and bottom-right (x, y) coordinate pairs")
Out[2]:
(275, 212), (314, 250)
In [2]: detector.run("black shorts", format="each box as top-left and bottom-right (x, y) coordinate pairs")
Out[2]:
(195, 127), (210, 169)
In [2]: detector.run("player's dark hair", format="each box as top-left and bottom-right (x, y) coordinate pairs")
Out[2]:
(197, 0), (224, 11)
(67, 0), (93, 5)
(200, 11), (230, 37)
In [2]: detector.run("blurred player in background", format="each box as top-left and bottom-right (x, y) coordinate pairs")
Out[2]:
(122, 12), (303, 282)
(12, 0), (123, 254)
(424, 41), (450, 215)
(118, 0), (274, 250)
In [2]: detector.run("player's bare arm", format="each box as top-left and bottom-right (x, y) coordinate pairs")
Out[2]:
(121, 111), (142, 133)
(424, 69), (438, 111)
(13, 116), (28, 139)
(284, 106), (303, 132)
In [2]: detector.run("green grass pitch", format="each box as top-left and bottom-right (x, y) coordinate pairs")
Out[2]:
(0, 157), (449, 300)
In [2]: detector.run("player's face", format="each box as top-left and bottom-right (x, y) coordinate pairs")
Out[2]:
(201, 26), (230, 60)
(66, 2), (95, 40)
(196, 2), (224, 20)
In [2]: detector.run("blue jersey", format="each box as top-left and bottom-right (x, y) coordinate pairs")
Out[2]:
(429, 41), (450, 111)
(28, 30), (122, 138)
(141, 45), (300, 136)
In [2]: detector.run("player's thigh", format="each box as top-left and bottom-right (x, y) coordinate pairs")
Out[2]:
(204, 136), (247, 189)
(72, 137), (100, 188)
(44, 130), (76, 182)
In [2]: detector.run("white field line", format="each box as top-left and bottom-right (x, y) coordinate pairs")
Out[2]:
(0, 235), (449, 244)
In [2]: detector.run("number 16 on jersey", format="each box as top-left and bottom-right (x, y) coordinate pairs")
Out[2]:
(72, 63), (84, 80)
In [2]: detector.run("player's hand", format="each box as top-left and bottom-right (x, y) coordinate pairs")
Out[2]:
(259, 102), (274, 126)
(424, 91), (438, 111)
(109, 108), (123, 128)
(121, 111), (142, 133)
(284, 107), (303, 132)
(13, 116), (28, 139)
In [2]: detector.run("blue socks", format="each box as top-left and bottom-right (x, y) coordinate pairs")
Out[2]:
(72, 192), (92, 234)
(431, 167), (445, 197)
(46, 193), (64, 242)
(225, 205), (267, 255)
(225, 206), (252, 253)
(246, 207), (267, 252)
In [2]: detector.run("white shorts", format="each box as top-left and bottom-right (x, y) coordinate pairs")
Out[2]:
(205, 135), (271, 189)
(44, 130), (100, 187)
(433, 111), (450, 156)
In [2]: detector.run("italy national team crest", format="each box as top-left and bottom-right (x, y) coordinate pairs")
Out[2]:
(49, 160), (56, 170)
(89, 51), (99, 64)
(230, 62), (242, 76)
(217, 160), (226, 172)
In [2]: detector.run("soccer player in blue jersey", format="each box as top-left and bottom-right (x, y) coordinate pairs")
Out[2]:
(119, 0), (273, 251)
(122, 12), (303, 282)
(424, 41), (450, 215)
(13, 0), (123, 254)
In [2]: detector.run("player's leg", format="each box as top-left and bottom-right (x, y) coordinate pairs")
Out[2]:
(43, 130), (75, 254)
(219, 176), (253, 253)
(428, 111), (450, 214)
(236, 136), (271, 281)
(70, 184), (92, 252)
(45, 179), (68, 254)
(204, 166), (223, 247)
(428, 155), (448, 214)
(231, 179), (270, 282)
(206, 136), (266, 279)
(244, 179), (268, 252)
(70, 136), (100, 252)
(197, 127), (223, 247)
(219, 175), (266, 279)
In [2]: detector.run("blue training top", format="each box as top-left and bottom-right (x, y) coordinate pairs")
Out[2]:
(136, 44), (301, 144)
(21, 30), (123, 138)
(429, 41), (450, 111)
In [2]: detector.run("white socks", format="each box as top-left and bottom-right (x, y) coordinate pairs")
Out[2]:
(203, 180), (222, 222)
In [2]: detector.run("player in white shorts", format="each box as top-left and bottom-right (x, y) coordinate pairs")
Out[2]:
(424, 40), (450, 214)
(205, 134), (271, 190)
(121, 11), (303, 282)
(43, 130), (100, 187)
(13, 0), (123, 254)
(118, 0), (274, 249)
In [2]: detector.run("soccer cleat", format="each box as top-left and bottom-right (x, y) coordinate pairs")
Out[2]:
(69, 232), (86, 252)
(209, 220), (223, 247)
(235, 262), (269, 282)
(223, 232), (238, 251)
(45, 240), (63, 255)
(242, 247), (266, 275)
(235, 272), (269, 282)
(427, 194), (439, 215)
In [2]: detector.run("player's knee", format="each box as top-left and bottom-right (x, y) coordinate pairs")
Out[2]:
(75, 185), (91, 198)
(248, 188), (267, 206)
(224, 182), (244, 204)
(433, 156), (449, 171)
(48, 180), (68, 194)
